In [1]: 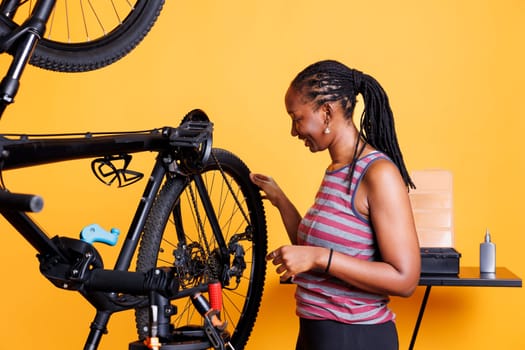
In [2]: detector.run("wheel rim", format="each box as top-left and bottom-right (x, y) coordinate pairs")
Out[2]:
(136, 149), (267, 349)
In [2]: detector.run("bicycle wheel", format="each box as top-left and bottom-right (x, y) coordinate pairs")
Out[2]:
(7, 0), (165, 72)
(135, 148), (267, 350)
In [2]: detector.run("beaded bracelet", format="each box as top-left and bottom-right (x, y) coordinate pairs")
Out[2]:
(325, 248), (334, 273)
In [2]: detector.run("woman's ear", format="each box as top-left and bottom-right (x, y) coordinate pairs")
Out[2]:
(322, 102), (334, 117)
(322, 103), (332, 134)
(322, 103), (334, 126)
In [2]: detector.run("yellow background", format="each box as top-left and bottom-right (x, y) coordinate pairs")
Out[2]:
(1, 0), (524, 349)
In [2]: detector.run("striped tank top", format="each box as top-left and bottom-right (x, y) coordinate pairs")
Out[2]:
(293, 151), (395, 325)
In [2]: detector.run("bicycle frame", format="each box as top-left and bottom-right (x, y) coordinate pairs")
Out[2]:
(0, 124), (209, 251)
(0, 118), (223, 350)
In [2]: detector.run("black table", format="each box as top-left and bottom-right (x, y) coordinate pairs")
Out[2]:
(410, 266), (522, 350)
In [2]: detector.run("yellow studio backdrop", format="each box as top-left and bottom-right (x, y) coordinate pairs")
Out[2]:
(0, 0), (523, 349)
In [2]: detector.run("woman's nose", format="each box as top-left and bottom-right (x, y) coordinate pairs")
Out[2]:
(291, 124), (298, 137)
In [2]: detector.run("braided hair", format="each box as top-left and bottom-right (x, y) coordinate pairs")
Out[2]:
(290, 60), (415, 189)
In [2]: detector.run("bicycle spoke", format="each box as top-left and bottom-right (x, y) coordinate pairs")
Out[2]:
(14, 0), (138, 43)
(168, 169), (253, 327)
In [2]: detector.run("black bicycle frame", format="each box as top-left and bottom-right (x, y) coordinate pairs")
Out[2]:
(0, 120), (212, 256)
(0, 118), (215, 349)
(0, 131), (165, 252)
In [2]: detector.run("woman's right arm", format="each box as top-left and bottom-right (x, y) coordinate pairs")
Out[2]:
(249, 173), (301, 244)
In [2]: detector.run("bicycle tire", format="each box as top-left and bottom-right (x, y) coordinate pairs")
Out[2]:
(18, 0), (165, 72)
(135, 148), (267, 350)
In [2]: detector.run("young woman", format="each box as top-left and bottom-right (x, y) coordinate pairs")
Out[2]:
(250, 60), (421, 350)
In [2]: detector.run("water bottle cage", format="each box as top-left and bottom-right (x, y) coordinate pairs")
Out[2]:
(91, 154), (144, 187)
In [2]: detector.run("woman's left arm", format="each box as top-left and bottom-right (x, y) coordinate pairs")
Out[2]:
(358, 159), (421, 296)
(269, 160), (421, 297)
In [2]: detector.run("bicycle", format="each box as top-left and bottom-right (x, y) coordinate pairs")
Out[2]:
(0, 1), (268, 350)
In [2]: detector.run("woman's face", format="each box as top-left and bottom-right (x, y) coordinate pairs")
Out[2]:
(285, 87), (328, 153)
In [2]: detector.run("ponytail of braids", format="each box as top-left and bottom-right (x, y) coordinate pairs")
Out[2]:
(358, 72), (415, 189)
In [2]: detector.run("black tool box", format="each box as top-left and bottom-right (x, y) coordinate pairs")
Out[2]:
(420, 247), (461, 275)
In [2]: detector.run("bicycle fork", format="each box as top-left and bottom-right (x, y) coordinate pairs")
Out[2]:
(0, 0), (56, 117)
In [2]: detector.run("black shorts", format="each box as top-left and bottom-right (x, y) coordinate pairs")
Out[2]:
(296, 318), (399, 350)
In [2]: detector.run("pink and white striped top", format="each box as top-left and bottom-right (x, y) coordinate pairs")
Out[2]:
(293, 151), (395, 325)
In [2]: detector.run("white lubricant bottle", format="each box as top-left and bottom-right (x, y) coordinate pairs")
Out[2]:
(480, 228), (496, 274)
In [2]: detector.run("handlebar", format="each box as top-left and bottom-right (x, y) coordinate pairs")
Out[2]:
(0, 190), (43, 212)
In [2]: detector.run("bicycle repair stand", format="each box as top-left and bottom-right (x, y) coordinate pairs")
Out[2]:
(129, 286), (234, 350)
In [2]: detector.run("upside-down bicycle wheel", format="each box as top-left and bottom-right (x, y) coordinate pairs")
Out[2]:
(135, 148), (267, 350)
(3, 0), (164, 72)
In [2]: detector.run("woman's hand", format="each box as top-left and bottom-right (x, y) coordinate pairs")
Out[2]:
(249, 173), (283, 207)
(250, 172), (302, 244)
(266, 245), (328, 282)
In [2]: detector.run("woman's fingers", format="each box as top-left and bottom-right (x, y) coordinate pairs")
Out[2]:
(250, 173), (273, 183)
